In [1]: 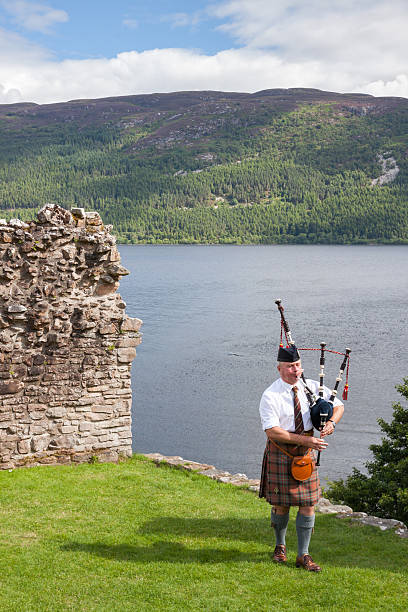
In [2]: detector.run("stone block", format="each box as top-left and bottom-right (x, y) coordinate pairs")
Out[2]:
(115, 400), (131, 412)
(99, 324), (117, 335)
(116, 337), (142, 348)
(71, 207), (86, 219)
(70, 444), (87, 452)
(106, 264), (130, 278)
(114, 389), (132, 397)
(0, 381), (24, 394)
(80, 435), (99, 446)
(37, 203), (74, 226)
(111, 425), (131, 433)
(77, 397), (95, 406)
(29, 366), (44, 377)
(61, 425), (77, 434)
(48, 434), (75, 449)
(121, 317), (143, 332)
(85, 211), (103, 226)
(97, 417), (131, 429)
(8, 304), (27, 314)
(46, 406), (65, 418)
(88, 413), (110, 422)
(94, 281), (119, 296)
(87, 384), (110, 393)
(28, 403), (47, 411)
(33, 355), (45, 366)
(29, 411), (47, 420)
(91, 405), (114, 413)
(30, 424), (47, 435)
(17, 438), (31, 454)
(118, 432), (133, 441)
(75, 405), (92, 414)
(117, 348), (137, 363)
(55, 455), (72, 465)
(0, 421), (14, 430)
(92, 441), (121, 450)
(31, 434), (51, 452)
(98, 434), (109, 442)
(37, 455), (57, 465)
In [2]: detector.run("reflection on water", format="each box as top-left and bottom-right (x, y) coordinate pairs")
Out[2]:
(118, 244), (408, 482)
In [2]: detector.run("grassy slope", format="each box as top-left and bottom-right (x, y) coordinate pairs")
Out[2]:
(0, 455), (406, 611)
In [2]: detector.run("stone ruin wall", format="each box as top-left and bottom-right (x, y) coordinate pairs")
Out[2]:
(0, 203), (141, 469)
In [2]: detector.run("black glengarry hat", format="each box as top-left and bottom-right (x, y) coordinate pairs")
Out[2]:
(277, 345), (300, 362)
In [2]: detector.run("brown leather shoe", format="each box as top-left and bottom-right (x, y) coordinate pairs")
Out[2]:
(273, 545), (287, 563)
(295, 554), (321, 572)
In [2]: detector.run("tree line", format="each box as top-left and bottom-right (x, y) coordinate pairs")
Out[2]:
(0, 100), (407, 243)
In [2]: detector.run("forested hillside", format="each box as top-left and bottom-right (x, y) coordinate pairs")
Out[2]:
(0, 88), (407, 243)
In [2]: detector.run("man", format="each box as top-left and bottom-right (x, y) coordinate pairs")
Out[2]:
(259, 345), (344, 572)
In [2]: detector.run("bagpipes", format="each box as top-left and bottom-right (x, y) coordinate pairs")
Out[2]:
(275, 299), (351, 466)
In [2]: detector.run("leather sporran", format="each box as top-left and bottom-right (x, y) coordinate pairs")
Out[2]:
(291, 452), (315, 481)
(270, 440), (316, 481)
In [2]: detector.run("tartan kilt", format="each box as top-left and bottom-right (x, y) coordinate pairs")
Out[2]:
(259, 438), (321, 507)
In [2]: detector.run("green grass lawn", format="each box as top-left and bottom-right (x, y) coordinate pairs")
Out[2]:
(0, 455), (406, 611)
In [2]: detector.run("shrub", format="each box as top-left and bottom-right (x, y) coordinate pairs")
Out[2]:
(327, 378), (408, 524)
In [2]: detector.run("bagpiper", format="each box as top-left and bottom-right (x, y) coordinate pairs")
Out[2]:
(258, 300), (350, 572)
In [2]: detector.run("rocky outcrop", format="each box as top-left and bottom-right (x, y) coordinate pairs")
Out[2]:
(0, 204), (141, 468)
(335, 511), (408, 538)
(371, 153), (400, 186)
(145, 453), (408, 538)
(144, 453), (261, 489)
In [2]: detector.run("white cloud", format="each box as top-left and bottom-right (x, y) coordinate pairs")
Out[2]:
(365, 74), (408, 98)
(0, 83), (22, 103)
(211, 0), (408, 82)
(122, 18), (138, 30)
(161, 11), (204, 28)
(0, 1), (406, 104)
(0, 47), (316, 103)
(3, 46), (405, 105)
(0, 0), (68, 34)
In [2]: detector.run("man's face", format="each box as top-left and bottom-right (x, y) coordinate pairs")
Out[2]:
(278, 360), (303, 385)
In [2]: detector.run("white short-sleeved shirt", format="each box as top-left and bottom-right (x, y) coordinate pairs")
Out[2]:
(259, 377), (342, 432)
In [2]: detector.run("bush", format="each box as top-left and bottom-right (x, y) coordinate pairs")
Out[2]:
(327, 378), (408, 524)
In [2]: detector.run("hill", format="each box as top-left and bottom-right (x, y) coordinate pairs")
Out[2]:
(0, 88), (408, 243)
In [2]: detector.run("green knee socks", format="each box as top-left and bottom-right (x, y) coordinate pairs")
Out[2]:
(271, 510), (290, 546)
(296, 512), (315, 557)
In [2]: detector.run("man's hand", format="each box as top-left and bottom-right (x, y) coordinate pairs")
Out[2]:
(320, 421), (336, 437)
(308, 437), (329, 451)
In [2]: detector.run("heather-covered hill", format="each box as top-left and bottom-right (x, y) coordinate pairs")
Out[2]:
(0, 88), (407, 243)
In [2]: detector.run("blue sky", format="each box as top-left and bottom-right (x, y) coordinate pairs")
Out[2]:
(0, 0), (407, 104)
(0, 1), (233, 59)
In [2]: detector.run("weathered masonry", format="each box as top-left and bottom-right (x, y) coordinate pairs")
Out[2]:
(0, 204), (141, 468)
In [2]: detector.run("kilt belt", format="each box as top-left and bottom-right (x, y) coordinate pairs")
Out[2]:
(259, 430), (321, 507)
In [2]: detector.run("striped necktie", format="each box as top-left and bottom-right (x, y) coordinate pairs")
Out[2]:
(292, 386), (304, 434)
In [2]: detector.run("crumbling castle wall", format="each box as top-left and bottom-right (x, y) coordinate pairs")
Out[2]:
(0, 204), (141, 468)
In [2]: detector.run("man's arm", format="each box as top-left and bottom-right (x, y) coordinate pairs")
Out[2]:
(265, 426), (328, 451)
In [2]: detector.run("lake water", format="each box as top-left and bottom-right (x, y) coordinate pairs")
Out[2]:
(118, 244), (408, 484)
